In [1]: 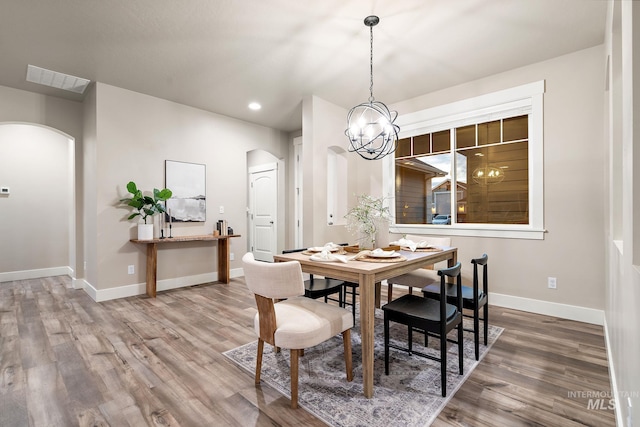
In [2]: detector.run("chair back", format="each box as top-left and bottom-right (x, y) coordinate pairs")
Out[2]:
(471, 253), (489, 298)
(438, 261), (463, 315)
(406, 235), (452, 270)
(242, 252), (305, 299)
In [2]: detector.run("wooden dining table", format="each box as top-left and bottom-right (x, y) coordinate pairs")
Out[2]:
(273, 246), (458, 398)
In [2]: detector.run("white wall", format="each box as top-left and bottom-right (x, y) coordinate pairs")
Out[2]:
(0, 85), (84, 283)
(377, 45), (606, 322)
(604, 1), (640, 425)
(87, 83), (289, 298)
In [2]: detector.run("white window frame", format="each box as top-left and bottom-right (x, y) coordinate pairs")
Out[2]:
(384, 80), (545, 240)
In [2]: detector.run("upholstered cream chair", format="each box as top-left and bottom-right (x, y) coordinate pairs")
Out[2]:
(242, 253), (354, 408)
(387, 235), (452, 303)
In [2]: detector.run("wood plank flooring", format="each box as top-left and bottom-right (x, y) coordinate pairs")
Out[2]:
(0, 276), (615, 426)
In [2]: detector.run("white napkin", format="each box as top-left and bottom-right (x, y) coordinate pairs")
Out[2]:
(309, 248), (348, 263)
(369, 248), (396, 257)
(308, 242), (342, 252)
(390, 238), (433, 252)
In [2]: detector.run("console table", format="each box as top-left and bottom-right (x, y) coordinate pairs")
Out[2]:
(130, 234), (240, 297)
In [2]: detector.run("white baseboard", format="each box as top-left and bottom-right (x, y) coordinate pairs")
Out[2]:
(84, 267), (245, 302)
(0, 266), (73, 283)
(386, 284), (604, 325)
(489, 292), (604, 325)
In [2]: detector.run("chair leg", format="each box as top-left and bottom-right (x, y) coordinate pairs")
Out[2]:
(342, 330), (353, 381)
(440, 331), (447, 397)
(384, 314), (390, 375)
(408, 325), (413, 355)
(351, 287), (356, 322)
(255, 339), (264, 385)
(290, 349), (300, 409)
(458, 322), (464, 375)
(474, 306), (480, 361)
(483, 304), (489, 346)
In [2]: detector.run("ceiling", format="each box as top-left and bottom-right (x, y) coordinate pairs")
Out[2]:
(0, 0), (606, 132)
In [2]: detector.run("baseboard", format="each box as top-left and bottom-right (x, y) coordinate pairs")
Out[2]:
(84, 267), (245, 302)
(489, 292), (604, 325)
(0, 266), (73, 283)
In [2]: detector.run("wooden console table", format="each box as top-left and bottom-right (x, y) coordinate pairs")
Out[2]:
(130, 234), (240, 297)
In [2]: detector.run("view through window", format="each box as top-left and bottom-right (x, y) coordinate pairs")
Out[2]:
(394, 115), (529, 226)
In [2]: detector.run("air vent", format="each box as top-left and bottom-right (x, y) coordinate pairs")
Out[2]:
(26, 65), (90, 94)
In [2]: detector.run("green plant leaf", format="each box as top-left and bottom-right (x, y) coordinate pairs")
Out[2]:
(126, 181), (138, 194)
(156, 188), (172, 200)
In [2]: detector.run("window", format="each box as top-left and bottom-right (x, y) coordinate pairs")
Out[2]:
(385, 81), (545, 239)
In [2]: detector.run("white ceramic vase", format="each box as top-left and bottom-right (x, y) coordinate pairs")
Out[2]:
(137, 223), (154, 240)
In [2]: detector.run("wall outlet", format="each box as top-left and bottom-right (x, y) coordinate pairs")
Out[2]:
(219, 205), (224, 214)
(128, 265), (135, 275)
(548, 277), (557, 289)
(0, 187), (9, 195)
(230, 253), (234, 261)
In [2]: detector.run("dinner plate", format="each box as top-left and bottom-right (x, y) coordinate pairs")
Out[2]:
(367, 250), (400, 258)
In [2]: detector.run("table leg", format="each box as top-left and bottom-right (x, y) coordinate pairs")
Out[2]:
(218, 237), (230, 283)
(146, 243), (158, 297)
(360, 273), (376, 398)
(448, 250), (458, 268)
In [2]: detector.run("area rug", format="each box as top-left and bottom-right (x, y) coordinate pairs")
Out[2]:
(224, 308), (503, 427)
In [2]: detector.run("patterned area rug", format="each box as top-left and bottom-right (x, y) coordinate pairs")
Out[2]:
(224, 308), (503, 427)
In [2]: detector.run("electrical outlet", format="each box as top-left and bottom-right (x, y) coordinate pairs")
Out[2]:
(128, 265), (135, 275)
(219, 206), (224, 214)
(230, 253), (234, 261)
(548, 277), (557, 289)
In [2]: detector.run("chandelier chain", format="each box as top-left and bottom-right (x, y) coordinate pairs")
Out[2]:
(369, 24), (374, 103)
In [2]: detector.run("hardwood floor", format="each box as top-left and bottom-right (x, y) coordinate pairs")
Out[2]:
(0, 276), (614, 426)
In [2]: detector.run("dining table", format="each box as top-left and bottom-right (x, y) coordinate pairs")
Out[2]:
(273, 245), (458, 398)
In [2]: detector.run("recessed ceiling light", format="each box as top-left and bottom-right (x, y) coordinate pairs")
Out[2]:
(248, 102), (262, 111)
(26, 64), (90, 94)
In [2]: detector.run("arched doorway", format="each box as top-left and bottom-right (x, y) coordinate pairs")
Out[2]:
(0, 123), (76, 284)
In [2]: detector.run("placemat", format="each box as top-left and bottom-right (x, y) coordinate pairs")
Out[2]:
(402, 247), (443, 252)
(356, 255), (407, 263)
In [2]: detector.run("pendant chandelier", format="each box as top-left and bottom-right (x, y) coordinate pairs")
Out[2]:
(345, 15), (400, 161)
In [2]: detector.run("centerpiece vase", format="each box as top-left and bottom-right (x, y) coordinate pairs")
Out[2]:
(360, 233), (376, 250)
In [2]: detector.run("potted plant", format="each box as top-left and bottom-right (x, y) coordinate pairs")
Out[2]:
(344, 194), (391, 249)
(120, 181), (172, 240)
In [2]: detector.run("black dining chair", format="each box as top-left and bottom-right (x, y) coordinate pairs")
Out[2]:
(382, 262), (464, 397)
(282, 248), (345, 306)
(422, 254), (488, 360)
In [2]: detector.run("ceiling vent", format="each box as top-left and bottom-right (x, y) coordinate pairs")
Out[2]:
(26, 65), (90, 94)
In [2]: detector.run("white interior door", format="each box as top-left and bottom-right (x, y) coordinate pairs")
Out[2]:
(249, 164), (278, 262)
